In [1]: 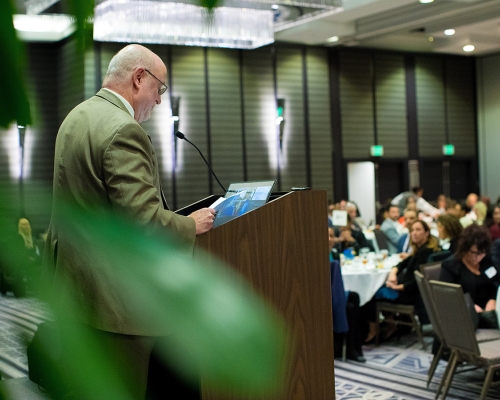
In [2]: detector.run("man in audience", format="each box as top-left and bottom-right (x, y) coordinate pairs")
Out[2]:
(381, 205), (402, 255)
(397, 209), (418, 258)
(392, 186), (439, 219)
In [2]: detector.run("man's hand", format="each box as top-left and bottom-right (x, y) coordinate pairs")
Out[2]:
(190, 208), (216, 235)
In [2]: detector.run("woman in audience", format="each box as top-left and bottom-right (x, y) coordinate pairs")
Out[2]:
(328, 227), (366, 362)
(489, 205), (500, 240)
(436, 194), (448, 215)
(440, 224), (499, 328)
(436, 214), (463, 254)
(364, 220), (440, 341)
(474, 201), (488, 225)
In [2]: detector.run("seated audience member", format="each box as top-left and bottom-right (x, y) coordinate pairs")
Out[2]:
(466, 192), (479, 210)
(381, 205), (402, 255)
(436, 214), (463, 254)
(453, 201), (474, 228)
(2, 217), (41, 296)
(436, 194), (448, 215)
(327, 200), (335, 225)
(490, 238), (500, 277)
(440, 224), (499, 328)
(365, 220), (440, 341)
(490, 205), (500, 241)
(474, 201), (488, 226)
(392, 187), (439, 219)
(333, 217), (373, 255)
(328, 228), (365, 362)
(346, 201), (368, 230)
(397, 208), (418, 257)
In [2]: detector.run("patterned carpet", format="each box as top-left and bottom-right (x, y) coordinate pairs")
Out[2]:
(1, 294), (500, 399)
(335, 331), (500, 400)
(0, 295), (52, 379)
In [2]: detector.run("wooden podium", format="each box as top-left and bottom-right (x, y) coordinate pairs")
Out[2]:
(189, 190), (334, 400)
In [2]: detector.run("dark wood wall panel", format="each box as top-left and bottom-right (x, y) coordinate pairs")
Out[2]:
(242, 47), (277, 182)
(171, 47), (210, 208)
(23, 43), (60, 232)
(446, 58), (476, 157)
(339, 51), (374, 159)
(207, 49), (244, 193)
(375, 54), (408, 158)
(415, 56), (446, 158)
(277, 47), (307, 191)
(306, 48), (333, 199)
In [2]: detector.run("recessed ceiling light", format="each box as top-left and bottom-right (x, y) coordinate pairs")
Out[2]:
(463, 45), (475, 52)
(444, 29), (455, 36)
(419, 0), (434, 3)
(428, 36), (434, 42)
(271, 4), (279, 9)
(327, 36), (339, 43)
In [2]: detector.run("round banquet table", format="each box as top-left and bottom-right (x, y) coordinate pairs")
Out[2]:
(341, 255), (401, 306)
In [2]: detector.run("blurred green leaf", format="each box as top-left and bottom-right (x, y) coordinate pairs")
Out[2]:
(199, 0), (221, 10)
(46, 200), (287, 395)
(63, 0), (95, 51)
(0, 0), (31, 127)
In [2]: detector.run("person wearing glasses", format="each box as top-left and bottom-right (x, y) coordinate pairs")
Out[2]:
(44, 44), (214, 399)
(440, 224), (499, 328)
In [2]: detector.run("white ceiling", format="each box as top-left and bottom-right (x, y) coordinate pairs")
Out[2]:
(276, 0), (500, 56)
(14, 0), (500, 56)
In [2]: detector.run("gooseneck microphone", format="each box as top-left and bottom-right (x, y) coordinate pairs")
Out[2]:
(175, 131), (227, 193)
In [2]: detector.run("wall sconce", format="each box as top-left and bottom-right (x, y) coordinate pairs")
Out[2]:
(276, 98), (285, 151)
(171, 96), (180, 171)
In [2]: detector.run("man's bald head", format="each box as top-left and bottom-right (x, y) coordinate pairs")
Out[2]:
(102, 44), (167, 123)
(103, 44), (163, 88)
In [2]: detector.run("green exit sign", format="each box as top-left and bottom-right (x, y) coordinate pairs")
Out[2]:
(371, 145), (384, 157)
(443, 144), (455, 156)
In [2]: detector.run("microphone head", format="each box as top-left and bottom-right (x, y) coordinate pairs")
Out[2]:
(175, 131), (185, 139)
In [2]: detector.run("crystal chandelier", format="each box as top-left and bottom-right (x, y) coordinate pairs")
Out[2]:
(94, 0), (275, 49)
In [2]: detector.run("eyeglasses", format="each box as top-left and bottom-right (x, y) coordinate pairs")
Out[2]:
(469, 250), (486, 256)
(145, 69), (168, 95)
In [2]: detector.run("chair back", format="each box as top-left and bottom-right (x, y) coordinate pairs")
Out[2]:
(414, 271), (444, 342)
(429, 280), (480, 357)
(427, 250), (451, 263)
(420, 262), (442, 281)
(373, 229), (389, 251)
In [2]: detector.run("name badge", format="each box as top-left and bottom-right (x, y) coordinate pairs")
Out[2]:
(484, 266), (497, 279)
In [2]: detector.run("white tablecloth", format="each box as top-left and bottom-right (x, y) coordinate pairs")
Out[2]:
(341, 255), (401, 306)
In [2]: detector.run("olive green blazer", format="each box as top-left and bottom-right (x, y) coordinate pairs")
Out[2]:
(44, 89), (196, 335)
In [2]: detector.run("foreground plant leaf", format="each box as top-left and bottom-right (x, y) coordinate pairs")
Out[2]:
(39, 199), (288, 396)
(0, 0), (31, 127)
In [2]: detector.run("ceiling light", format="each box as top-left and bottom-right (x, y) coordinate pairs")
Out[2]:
(271, 4), (279, 9)
(419, 0), (434, 3)
(13, 14), (75, 42)
(463, 45), (475, 52)
(428, 36), (434, 42)
(444, 29), (455, 36)
(327, 36), (339, 43)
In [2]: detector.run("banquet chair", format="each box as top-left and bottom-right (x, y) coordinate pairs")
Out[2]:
(419, 262), (442, 281)
(373, 229), (389, 251)
(427, 250), (451, 263)
(414, 271), (445, 387)
(429, 280), (500, 400)
(375, 301), (426, 350)
(416, 271), (500, 389)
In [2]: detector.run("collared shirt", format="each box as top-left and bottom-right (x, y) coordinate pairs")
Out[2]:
(102, 88), (135, 119)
